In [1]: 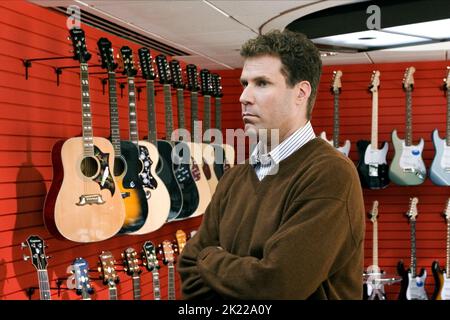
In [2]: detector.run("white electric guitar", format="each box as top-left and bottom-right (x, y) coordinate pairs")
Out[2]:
(320, 70), (351, 156)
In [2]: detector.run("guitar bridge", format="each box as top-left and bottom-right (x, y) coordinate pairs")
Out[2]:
(369, 164), (379, 177)
(402, 167), (425, 179)
(76, 194), (105, 206)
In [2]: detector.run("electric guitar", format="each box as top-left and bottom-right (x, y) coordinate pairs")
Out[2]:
(66, 257), (94, 300)
(364, 200), (386, 300)
(159, 240), (176, 300)
(134, 47), (171, 233)
(320, 70), (351, 156)
(211, 73), (235, 173)
(397, 197), (428, 300)
(431, 198), (450, 300)
(122, 247), (142, 300)
(98, 251), (120, 300)
(97, 39), (149, 234)
(200, 68), (224, 194)
(155, 54), (199, 221)
(170, 60), (211, 218)
(21, 235), (51, 300)
(142, 240), (161, 300)
(430, 67), (450, 186)
(175, 229), (188, 254)
(357, 71), (390, 189)
(43, 27), (125, 243)
(389, 67), (426, 185)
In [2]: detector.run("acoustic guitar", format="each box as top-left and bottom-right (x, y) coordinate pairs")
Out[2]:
(122, 247), (142, 300)
(98, 251), (120, 300)
(43, 27), (125, 243)
(66, 257), (94, 300)
(159, 240), (177, 300)
(142, 241), (161, 300)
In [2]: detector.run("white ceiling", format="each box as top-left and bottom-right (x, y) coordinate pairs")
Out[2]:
(30, 0), (450, 69)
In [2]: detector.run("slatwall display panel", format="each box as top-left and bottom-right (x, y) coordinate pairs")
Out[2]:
(0, 1), (205, 300)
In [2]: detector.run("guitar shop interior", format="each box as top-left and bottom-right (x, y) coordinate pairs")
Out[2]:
(1, 0), (450, 301)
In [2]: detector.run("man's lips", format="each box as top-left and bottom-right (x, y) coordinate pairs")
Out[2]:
(242, 113), (258, 124)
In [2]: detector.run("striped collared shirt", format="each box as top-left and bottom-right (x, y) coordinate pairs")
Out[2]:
(249, 121), (316, 181)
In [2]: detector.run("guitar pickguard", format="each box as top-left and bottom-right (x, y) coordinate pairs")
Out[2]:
(406, 271), (428, 300)
(92, 146), (115, 196)
(138, 145), (158, 189)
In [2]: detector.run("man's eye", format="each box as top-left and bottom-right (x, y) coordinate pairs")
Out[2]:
(257, 81), (267, 87)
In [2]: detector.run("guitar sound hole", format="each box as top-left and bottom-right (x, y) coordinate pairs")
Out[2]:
(80, 156), (100, 178)
(114, 156), (126, 176)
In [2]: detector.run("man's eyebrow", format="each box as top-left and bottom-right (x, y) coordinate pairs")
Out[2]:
(240, 75), (271, 85)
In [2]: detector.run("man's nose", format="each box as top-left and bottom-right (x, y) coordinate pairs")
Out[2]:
(239, 85), (253, 106)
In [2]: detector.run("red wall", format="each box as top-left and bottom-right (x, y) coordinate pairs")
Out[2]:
(1, 0), (449, 301)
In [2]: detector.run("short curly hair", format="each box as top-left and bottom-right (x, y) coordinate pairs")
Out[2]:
(240, 29), (322, 120)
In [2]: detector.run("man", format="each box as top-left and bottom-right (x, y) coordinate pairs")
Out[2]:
(177, 29), (365, 299)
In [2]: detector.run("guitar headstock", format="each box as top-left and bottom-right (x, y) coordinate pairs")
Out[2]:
(369, 70), (380, 93)
(97, 37), (118, 72)
(443, 198), (450, 221)
(406, 197), (419, 221)
(155, 54), (172, 85)
(368, 200), (379, 223)
(98, 251), (119, 288)
(169, 59), (185, 89)
(402, 66), (415, 92)
(331, 70), (342, 94)
(444, 66), (450, 91)
(137, 47), (156, 80)
(68, 27), (91, 63)
(142, 241), (160, 271)
(200, 69), (212, 96)
(68, 257), (93, 296)
(186, 64), (200, 92)
(122, 247), (141, 276)
(175, 229), (187, 254)
(21, 235), (48, 271)
(159, 240), (176, 264)
(119, 46), (138, 77)
(211, 73), (223, 98)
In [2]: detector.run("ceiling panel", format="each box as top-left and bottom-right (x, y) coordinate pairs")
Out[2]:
(368, 50), (446, 63)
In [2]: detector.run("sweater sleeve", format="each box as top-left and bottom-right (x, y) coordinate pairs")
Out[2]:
(196, 194), (362, 299)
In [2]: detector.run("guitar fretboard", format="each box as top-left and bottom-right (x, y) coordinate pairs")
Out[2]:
(128, 78), (139, 145)
(132, 275), (141, 300)
(38, 270), (51, 300)
(372, 219), (378, 267)
(191, 92), (201, 143)
(333, 91), (340, 148)
(405, 89), (413, 146)
(108, 72), (121, 157)
(168, 263), (175, 300)
(176, 89), (185, 131)
(109, 286), (118, 300)
(410, 220), (417, 277)
(447, 221), (450, 277)
(370, 90), (379, 149)
(146, 80), (158, 145)
(80, 63), (94, 157)
(446, 89), (450, 146)
(163, 84), (174, 142)
(81, 289), (91, 300)
(152, 269), (161, 300)
(215, 97), (222, 131)
(204, 95), (211, 143)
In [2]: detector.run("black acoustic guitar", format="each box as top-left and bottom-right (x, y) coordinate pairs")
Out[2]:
(357, 71), (390, 189)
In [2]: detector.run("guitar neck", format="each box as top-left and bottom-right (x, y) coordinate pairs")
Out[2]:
(405, 90), (413, 146)
(128, 77), (139, 145)
(372, 220), (378, 267)
(152, 269), (161, 300)
(109, 285), (118, 300)
(132, 275), (141, 300)
(176, 89), (185, 130)
(80, 63), (94, 157)
(410, 220), (417, 277)
(38, 270), (51, 300)
(108, 72), (121, 157)
(146, 80), (158, 145)
(333, 91), (340, 148)
(446, 89), (450, 146)
(163, 84), (174, 141)
(215, 97), (222, 131)
(168, 263), (175, 300)
(204, 95), (211, 143)
(447, 221), (450, 277)
(81, 289), (91, 300)
(191, 92), (201, 142)
(370, 91), (379, 148)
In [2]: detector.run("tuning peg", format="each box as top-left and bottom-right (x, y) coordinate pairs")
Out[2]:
(23, 254), (30, 261)
(20, 242), (27, 249)
(46, 255), (52, 260)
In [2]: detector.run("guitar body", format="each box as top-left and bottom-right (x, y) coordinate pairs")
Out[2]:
(44, 137), (125, 242)
(131, 140), (171, 234)
(389, 130), (426, 185)
(319, 131), (351, 156)
(116, 140), (148, 234)
(397, 261), (428, 300)
(184, 141), (212, 217)
(431, 260), (445, 300)
(223, 143), (235, 169)
(356, 140), (390, 189)
(202, 144), (220, 194)
(430, 129), (450, 186)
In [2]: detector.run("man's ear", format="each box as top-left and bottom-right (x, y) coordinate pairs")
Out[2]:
(296, 81), (312, 102)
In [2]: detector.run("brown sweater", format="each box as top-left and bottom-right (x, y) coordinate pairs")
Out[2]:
(178, 138), (365, 299)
